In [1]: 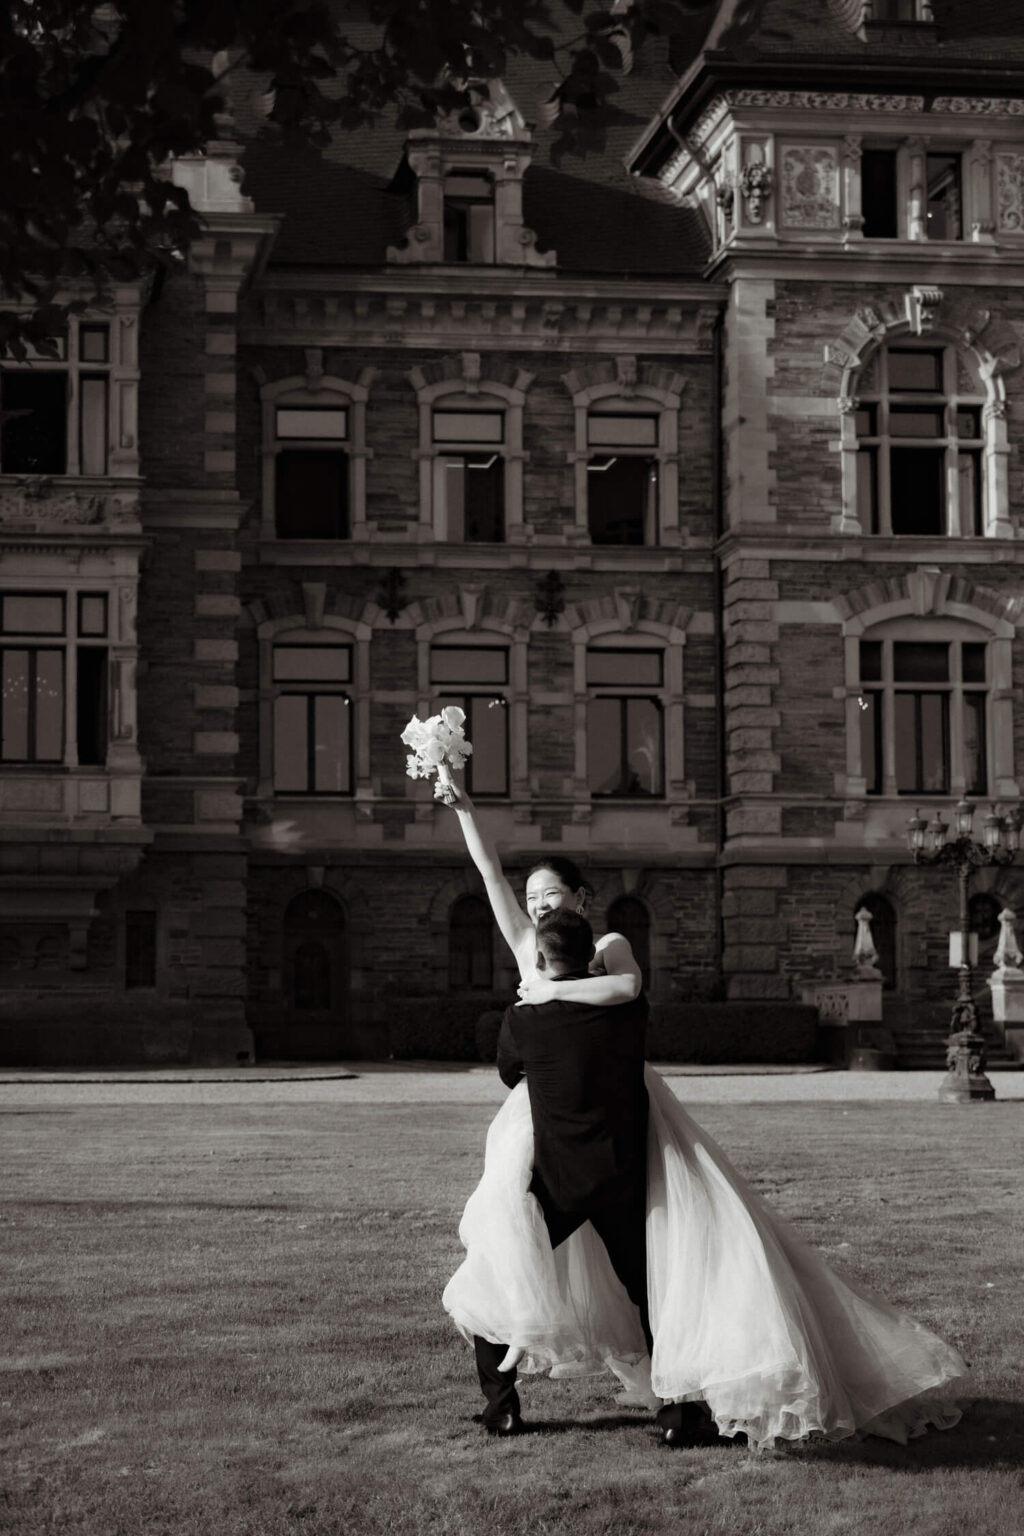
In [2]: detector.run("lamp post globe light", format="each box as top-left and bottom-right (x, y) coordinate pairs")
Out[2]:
(906, 801), (1021, 1103)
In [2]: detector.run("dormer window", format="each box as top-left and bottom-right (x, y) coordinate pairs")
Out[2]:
(386, 79), (554, 269)
(443, 172), (495, 263)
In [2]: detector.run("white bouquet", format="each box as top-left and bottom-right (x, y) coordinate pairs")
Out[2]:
(401, 705), (472, 804)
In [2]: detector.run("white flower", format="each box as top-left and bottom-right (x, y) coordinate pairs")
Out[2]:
(401, 710), (473, 783)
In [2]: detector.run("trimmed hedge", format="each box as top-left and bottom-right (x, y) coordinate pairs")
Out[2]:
(383, 996), (511, 1061)
(382, 997), (821, 1065)
(645, 1002), (820, 1065)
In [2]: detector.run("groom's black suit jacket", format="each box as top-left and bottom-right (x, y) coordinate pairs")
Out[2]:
(497, 980), (649, 1215)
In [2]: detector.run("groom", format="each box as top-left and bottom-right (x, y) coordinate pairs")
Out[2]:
(473, 907), (708, 1446)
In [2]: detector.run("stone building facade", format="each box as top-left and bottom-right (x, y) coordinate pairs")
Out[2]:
(3, 0), (1024, 1064)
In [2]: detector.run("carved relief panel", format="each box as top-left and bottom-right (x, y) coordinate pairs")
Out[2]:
(779, 145), (841, 230)
(996, 153), (1024, 234)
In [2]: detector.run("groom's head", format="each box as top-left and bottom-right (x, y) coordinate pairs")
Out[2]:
(535, 909), (595, 979)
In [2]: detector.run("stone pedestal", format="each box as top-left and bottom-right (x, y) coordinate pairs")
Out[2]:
(989, 967), (1024, 1064)
(803, 975), (892, 1067)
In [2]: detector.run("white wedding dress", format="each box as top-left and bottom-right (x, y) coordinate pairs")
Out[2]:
(443, 1068), (967, 1449)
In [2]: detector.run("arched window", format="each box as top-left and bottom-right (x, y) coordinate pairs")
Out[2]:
(854, 343), (985, 537)
(563, 366), (683, 548)
(284, 890), (345, 1012)
(857, 621), (989, 796)
(969, 892), (1002, 964)
(854, 893), (897, 990)
(260, 369), (373, 543)
(449, 895), (494, 991)
(607, 896), (651, 990)
(408, 367), (532, 544)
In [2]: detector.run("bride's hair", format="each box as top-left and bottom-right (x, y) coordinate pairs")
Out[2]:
(526, 856), (585, 896)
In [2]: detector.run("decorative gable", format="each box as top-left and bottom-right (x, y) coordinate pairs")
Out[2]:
(386, 79), (555, 269)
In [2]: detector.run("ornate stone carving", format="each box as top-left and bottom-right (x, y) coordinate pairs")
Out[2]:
(853, 907), (882, 978)
(615, 355), (638, 396)
(905, 285), (943, 336)
(780, 145), (840, 229)
(932, 97), (1024, 117)
(739, 161), (772, 223)
(993, 908), (1024, 974)
(304, 347), (324, 390)
(0, 489), (103, 525)
(836, 395), (860, 415)
(996, 154), (1024, 233)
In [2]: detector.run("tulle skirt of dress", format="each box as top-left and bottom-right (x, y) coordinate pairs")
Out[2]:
(442, 1068), (967, 1449)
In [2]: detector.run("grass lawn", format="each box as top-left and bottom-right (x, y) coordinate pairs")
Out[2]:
(1, 1087), (1022, 1536)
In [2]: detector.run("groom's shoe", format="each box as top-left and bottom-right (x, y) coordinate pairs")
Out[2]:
(658, 1402), (721, 1448)
(484, 1411), (525, 1437)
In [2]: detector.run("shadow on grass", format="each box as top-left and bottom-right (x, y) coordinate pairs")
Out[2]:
(470, 1399), (1024, 1467)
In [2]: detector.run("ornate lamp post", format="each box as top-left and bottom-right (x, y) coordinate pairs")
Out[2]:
(906, 801), (1021, 1103)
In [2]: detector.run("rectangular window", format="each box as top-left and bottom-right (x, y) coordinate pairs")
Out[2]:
(586, 650), (663, 688)
(1, 647), (64, 762)
(272, 646), (351, 683)
(275, 407), (347, 440)
(434, 693), (508, 796)
(888, 405), (944, 438)
(274, 450), (349, 539)
(443, 174), (495, 263)
(433, 411), (503, 444)
(125, 910), (157, 989)
(77, 594), (108, 638)
(442, 453), (505, 542)
(893, 642), (949, 683)
(79, 374), (108, 475)
(76, 647), (108, 766)
(926, 153), (962, 241)
(963, 693), (986, 796)
(79, 325), (110, 364)
(587, 415), (658, 448)
(859, 690), (882, 795)
(959, 450), (983, 537)
(861, 148), (899, 238)
(889, 447), (944, 535)
(0, 371), (68, 474)
(587, 456), (658, 545)
(894, 691), (949, 793)
(1, 594), (65, 635)
(888, 350), (942, 392)
(857, 447), (879, 534)
(430, 648), (508, 685)
(587, 696), (664, 798)
(273, 692), (352, 794)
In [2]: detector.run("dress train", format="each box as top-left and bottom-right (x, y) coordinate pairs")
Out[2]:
(442, 1068), (967, 1448)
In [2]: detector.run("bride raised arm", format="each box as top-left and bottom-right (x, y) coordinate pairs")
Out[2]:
(447, 782), (642, 1006)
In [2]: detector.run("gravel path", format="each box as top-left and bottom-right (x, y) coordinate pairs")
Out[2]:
(1, 1062), (1022, 1106)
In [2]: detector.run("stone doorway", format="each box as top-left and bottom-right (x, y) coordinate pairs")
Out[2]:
(276, 889), (349, 1059)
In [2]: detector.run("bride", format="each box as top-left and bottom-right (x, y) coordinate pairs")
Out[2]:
(441, 786), (968, 1449)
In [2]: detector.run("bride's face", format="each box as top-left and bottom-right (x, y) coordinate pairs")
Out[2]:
(525, 868), (582, 927)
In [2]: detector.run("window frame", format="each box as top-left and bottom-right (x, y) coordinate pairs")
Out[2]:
(859, 635), (987, 798)
(410, 370), (531, 546)
(260, 373), (373, 547)
(571, 629), (685, 805)
(843, 612), (1013, 803)
(256, 617), (372, 806)
(0, 588), (112, 770)
(847, 342), (990, 539)
(429, 640), (511, 799)
(585, 646), (666, 800)
(270, 639), (354, 798)
(564, 376), (682, 548)
(0, 316), (124, 480)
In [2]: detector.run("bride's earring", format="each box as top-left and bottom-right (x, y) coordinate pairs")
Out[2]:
(575, 903), (585, 914)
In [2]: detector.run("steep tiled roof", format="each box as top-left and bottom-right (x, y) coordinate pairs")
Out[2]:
(235, 12), (711, 278)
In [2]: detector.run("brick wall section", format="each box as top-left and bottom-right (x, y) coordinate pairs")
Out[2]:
(774, 626), (844, 795)
(138, 276), (207, 486)
(721, 866), (790, 1000)
(721, 561), (781, 834)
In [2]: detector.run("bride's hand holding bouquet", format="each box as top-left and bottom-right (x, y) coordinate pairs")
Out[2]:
(401, 705), (472, 806)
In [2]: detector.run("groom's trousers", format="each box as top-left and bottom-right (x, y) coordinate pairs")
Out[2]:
(473, 1169), (653, 1427)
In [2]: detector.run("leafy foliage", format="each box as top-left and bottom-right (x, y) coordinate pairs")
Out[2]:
(0, 0), (719, 355)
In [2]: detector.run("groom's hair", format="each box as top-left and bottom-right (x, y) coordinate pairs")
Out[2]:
(536, 909), (594, 975)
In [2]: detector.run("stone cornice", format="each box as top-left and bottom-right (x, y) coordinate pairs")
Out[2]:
(716, 530), (1024, 564)
(705, 245), (1024, 286)
(244, 278), (724, 354)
